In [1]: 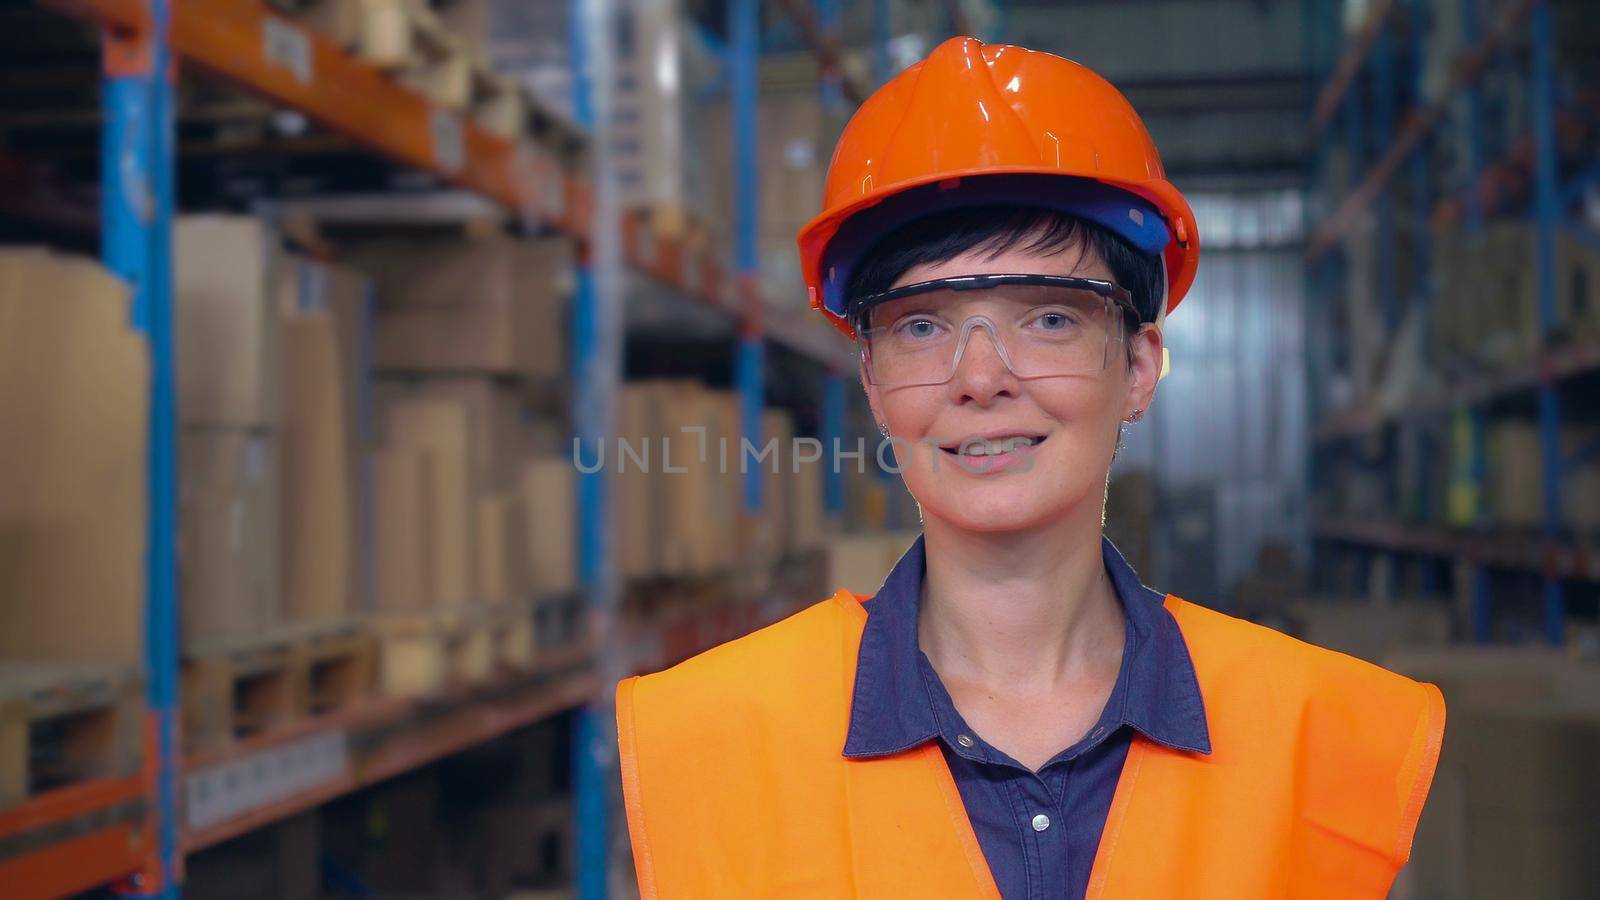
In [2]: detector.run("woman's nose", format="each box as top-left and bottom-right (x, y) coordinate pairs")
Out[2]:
(947, 325), (1020, 405)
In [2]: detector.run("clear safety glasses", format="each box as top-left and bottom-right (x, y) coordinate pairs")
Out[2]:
(852, 274), (1140, 388)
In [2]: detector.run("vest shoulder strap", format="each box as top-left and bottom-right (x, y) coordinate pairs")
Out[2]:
(617, 594), (872, 897)
(1138, 597), (1446, 889)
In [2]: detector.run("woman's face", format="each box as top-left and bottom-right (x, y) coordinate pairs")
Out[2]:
(861, 239), (1164, 534)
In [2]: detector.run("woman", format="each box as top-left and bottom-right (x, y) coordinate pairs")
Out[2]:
(616, 37), (1445, 899)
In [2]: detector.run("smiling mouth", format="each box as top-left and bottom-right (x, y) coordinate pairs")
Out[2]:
(938, 434), (1047, 457)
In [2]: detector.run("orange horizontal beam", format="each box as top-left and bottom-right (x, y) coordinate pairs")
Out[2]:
(183, 652), (597, 853)
(50, 0), (582, 235)
(0, 819), (145, 900)
(0, 775), (145, 843)
(46, 0), (859, 363)
(1306, 0), (1532, 260)
(1310, 0), (1395, 136)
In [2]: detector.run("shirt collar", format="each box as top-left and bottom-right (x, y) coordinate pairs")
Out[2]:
(842, 533), (1211, 759)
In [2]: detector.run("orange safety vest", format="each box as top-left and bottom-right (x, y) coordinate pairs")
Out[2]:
(616, 590), (1446, 899)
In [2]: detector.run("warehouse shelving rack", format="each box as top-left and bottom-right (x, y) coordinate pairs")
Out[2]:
(1303, 0), (1599, 644)
(1, 0), (856, 896)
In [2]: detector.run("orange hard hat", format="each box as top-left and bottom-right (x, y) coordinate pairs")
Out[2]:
(797, 37), (1200, 340)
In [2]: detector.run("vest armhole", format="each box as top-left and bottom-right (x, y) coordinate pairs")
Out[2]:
(615, 675), (660, 899)
(1393, 680), (1447, 864)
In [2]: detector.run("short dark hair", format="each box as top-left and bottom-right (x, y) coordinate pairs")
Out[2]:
(844, 206), (1164, 334)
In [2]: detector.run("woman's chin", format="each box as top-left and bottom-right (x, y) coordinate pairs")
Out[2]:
(915, 485), (1065, 534)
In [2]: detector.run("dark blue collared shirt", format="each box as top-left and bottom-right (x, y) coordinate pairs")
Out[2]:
(842, 534), (1211, 900)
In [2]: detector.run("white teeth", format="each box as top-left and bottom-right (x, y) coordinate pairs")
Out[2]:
(960, 436), (1038, 456)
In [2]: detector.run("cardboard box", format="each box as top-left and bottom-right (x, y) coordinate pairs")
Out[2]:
(179, 429), (282, 643)
(615, 382), (663, 579)
(353, 235), (570, 378)
(1386, 648), (1600, 898)
(475, 493), (529, 605)
(1284, 598), (1453, 664)
(176, 215), (281, 427)
(825, 531), (921, 597)
(790, 441), (826, 552)
(373, 447), (435, 613)
(281, 310), (354, 624)
(519, 458), (576, 596)
(0, 250), (148, 665)
(755, 409), (794, 562)
(384, 398), (475, 606)
(377, 376), (525, 492)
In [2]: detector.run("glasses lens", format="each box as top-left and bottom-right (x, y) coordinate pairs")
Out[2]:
(859, 284), (1116, 387)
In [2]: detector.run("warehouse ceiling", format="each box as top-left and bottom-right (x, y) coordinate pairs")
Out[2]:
(1001, 0), (1309, 187)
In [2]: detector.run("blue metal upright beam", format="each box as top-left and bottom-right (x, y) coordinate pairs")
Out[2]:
(1529, 0), (1564, 645)
(102, 2), (179, 896)
(732, 0), (765, 516)
(822, 371), (846, 517)
(1457, 0), (1493, 642)
(570, 0), (624, 895)
(873, 0), (892, 86)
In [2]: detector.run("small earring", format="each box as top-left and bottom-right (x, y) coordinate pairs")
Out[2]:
(877, 421), (890, 437)
(1124, 408), (1145, 424)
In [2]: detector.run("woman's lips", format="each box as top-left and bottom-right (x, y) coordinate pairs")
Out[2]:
(937, 434), (1046, 473)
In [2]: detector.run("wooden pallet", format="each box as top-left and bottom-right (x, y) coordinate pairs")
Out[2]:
(0, 663), (142, 810)
(470, 65), (526, 139)
(374, 607), (501, 699)
(360, 0), (473, 109)
(488, 602), (538, 673)
(181, 621), (377, 754)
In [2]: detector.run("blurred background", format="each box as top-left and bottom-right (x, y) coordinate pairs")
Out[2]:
(0, 0), (1597, 897)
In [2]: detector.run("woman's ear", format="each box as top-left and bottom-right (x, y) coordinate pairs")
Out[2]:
(1124, 324), (1163, 419)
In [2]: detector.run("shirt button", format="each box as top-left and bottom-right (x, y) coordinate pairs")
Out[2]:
(1031, 813), (1051, 832)
(956, 734), (975, 748)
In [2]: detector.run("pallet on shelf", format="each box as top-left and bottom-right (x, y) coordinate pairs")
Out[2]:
(488, 601), (538, 673)
(0, 663), (142, 810)
(373, 607), (498, 699)
(181, 620), (377, 754)
(351, 0), (473, 110)
(470, 66), (526, 140)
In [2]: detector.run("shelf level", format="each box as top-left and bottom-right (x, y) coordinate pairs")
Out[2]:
(47, 0), (856, 371)
(1310, 0), (1397, 137)
(0, 775), (148, 900)
(1306, 0), (1533, 260)
(1314, 338), (1600, 442)
(1313, 517), (1600, 581)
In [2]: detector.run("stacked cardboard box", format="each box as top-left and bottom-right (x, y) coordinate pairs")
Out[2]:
(1485, 420), (1600, 534)
(1384, 649), (1600, 898)
(0, 250), (149, 666)
(347, 234), (571, 379)
(373, 376), (569, 609)
(704, 53), (848, 309)
(1431, 223), (1600, 372)
(825, 531), (922, 598)
(176, 216), (287, 643)
(612, 379), (827, 583)
(176, 217), (372, 641)
(1283, 598), (1453, 664)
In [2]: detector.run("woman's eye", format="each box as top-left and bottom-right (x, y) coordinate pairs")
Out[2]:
(1030, 311), (1075, 330)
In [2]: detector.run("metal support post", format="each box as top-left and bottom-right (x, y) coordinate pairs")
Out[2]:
(570, 0), (624, 895)
(1529, 0), (1563, 644)
(102, 3), (179, 895)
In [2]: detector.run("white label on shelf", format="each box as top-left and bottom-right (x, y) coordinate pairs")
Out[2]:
(184, 730), (350, 832)
(262, 18), (313, 86)
(430, 110), (466, 174)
